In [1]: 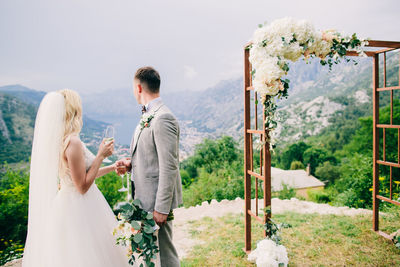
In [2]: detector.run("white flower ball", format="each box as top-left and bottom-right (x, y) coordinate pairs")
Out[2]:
(248, 238), (289, 267)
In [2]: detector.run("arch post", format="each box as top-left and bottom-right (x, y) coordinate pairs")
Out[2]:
(243, 45), (272, 253)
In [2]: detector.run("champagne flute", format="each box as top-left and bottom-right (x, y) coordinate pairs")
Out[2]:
(102, 126), (114, 164)
(117, 165), (128, 192)
(104, 125), (115, 145)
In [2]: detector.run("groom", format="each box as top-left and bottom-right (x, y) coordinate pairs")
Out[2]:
(116, 66), (183, 267)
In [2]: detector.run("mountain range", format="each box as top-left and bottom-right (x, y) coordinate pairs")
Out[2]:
(1, 52), (398, 163)
(80, 56), (377, 147)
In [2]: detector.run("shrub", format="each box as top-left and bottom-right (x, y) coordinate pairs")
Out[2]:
(307, 189), (331, 203)
(334, 153), (373, 208)
(182, 165), (245, 207)
(180, 169), (192, 188)
(334, 189), (359, 207)
(276, 183), (296, 200)
(96, 171), (126, 209)
(0, 165), (29, 250)
(0, 239), (24, 266)
(290, 160), (304, 170)
(296, 195), (306, 201)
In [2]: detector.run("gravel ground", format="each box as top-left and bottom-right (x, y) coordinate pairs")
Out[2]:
(3, 197), (373, 267)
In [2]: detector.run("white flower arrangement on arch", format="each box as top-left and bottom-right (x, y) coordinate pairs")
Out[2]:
(247, 17), (369, 266)
(248, 17), (369, 147)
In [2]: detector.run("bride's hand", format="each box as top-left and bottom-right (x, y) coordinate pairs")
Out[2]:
(98, 139), (114, 159)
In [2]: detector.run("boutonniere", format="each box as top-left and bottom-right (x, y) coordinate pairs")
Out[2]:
(140, 113), (155, 130)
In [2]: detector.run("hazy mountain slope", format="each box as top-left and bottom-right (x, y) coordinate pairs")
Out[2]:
(279, 57), (372, 106)
(0, 85), (46, 106)
(0, 86), (110, 163)
(1, 52), (397, 160)
(0, 93), (36, 163)
(74, 57), (380, 156)
(274, 55), (399, 143)
(167, 79), (244, 137)
(79, 79), (244, 157)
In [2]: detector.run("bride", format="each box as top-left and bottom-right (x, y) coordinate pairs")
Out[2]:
(22, 89), (131, 267)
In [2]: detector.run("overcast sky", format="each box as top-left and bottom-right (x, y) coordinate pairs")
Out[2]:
(0, 0), (399, 94)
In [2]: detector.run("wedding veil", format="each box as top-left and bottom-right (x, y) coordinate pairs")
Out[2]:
(22, 92), (65, 266)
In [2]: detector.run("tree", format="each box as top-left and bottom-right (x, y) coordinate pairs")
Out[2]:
(280, 142), (310, 170)
(303, 146), (330, 175)
(334, 153), (373, 208)
(339, 100), (400, 178)
(339, 116), (372, 157)
(315, 161), (340, 184)
(180, 157), (198, 179)
(180, 136), (240, 179)
(290, 160), (304, 170)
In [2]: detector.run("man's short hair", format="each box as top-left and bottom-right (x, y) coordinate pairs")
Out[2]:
(134, 66), (161, 94)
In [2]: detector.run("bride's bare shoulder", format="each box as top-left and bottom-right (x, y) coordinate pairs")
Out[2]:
(65, 135), (83, 156)
(68, 135), (81, 144)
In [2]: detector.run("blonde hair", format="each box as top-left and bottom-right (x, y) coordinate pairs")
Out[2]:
(58, 89), (83, 177)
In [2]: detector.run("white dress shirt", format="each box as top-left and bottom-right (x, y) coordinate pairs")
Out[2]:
(144, 97), (162, 114)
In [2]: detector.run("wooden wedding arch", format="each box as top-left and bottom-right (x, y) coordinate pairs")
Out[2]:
(243, 40), (400, 252)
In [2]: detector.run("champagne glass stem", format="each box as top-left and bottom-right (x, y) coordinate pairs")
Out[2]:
(127, 174), (131, 201)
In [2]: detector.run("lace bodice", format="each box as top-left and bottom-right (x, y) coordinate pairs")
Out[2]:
(59, 141), (96, 191)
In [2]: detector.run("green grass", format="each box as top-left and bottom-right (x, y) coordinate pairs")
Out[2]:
(181, 208), (400, 266)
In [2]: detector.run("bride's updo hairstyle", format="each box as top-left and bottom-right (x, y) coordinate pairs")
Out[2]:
(58, 89), (83, 177)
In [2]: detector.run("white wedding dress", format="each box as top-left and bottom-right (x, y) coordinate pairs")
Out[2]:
(22, 92), (133, 267)
(39, 141), (132, 267)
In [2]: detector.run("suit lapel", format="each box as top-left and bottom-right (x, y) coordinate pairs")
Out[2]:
(131, 127), (144, 156)
(131, 102), (164, 157)
(129, 125), (140, 154)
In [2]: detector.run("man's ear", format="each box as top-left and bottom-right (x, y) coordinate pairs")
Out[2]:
(137, 83), (143, 94)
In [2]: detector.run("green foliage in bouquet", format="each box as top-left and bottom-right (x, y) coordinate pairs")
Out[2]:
(113, 199), (159, 267)
(320, 33), (364, 69)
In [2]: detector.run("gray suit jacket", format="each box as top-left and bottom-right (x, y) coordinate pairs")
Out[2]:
(130, 101), (183, 214)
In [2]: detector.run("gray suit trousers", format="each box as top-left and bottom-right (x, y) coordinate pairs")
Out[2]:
(159, 221), (180, 267)
(131, 181), (180, 267)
